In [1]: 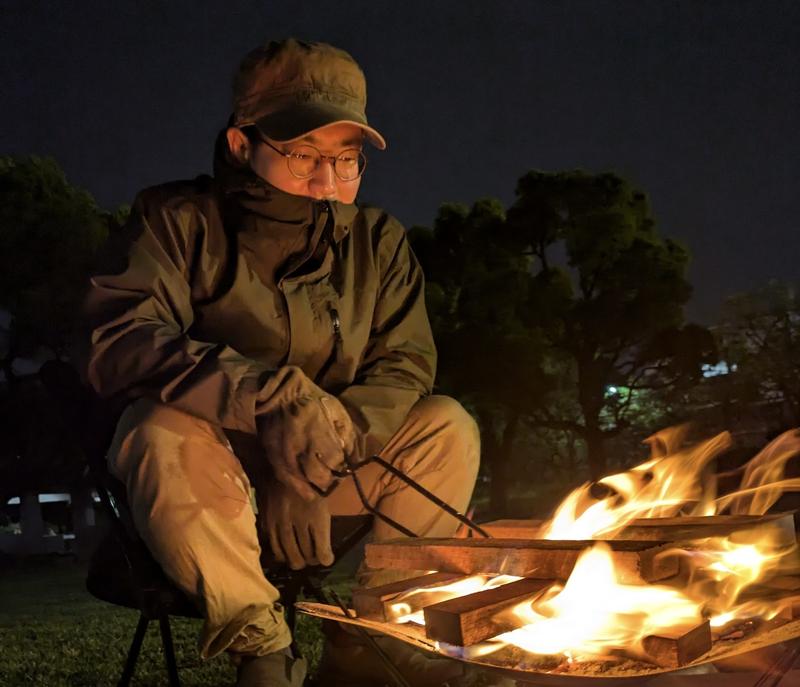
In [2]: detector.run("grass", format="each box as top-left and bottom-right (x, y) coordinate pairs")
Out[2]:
(0, 556), (327, 687)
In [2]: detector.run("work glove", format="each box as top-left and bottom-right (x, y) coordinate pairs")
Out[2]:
(257, 369), (356, 502)
(259, 479), (334, 570)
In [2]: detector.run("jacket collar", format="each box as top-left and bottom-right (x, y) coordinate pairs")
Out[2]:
(213, 131), (357, 241)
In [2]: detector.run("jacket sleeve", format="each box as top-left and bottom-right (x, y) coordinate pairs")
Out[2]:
(76, 190), (317, 434)
(337, 216), (437, 458)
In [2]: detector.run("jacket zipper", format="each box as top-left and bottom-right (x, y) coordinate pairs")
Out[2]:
(329, 306), (342, 344)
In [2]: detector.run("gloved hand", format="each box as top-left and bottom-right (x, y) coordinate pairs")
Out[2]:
(259, 479), (334, 570)
(258, 384), (356, 502)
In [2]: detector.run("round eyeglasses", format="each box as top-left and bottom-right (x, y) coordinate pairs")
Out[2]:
(258, 135), (367, 182)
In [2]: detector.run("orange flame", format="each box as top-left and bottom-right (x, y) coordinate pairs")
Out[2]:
(386, 427), (800, 664)
(497, 543), (703, 660)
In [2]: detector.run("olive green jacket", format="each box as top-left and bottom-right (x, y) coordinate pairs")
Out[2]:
(77, 157), (436, 459)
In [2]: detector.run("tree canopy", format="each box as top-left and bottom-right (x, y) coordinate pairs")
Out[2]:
(716, 280), (800, 428)
(411, 170), (715, 510)
(0, 156), (112, 498)
(0, 156), (109, 372)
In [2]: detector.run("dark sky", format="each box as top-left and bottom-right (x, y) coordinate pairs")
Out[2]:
(2, 0), (798, 322)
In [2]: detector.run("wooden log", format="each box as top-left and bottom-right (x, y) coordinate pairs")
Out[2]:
(738, 587), (800, 621)
(480, 513), (797, 545)
(423, 578), (555, 646)
(774, 594), (800, 621)
(365, 538), (679, 583)
(640, 621), (712, 668)
(479, 519), (545, 538)
(761, 575), (800, 592)
(352, 572), (470, 622)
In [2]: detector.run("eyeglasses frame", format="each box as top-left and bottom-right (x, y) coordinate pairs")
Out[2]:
(253, 130), (367, 182)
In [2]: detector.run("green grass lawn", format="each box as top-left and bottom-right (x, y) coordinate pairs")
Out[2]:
(0, 556), (326, 687)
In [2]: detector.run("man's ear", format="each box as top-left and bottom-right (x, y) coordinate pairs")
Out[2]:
(226, 127), (251, 165)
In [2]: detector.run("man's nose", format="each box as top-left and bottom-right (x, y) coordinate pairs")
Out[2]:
(309, 158), (337, 198)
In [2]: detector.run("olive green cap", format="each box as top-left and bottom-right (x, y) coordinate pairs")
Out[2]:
(231, 38), (386, 150)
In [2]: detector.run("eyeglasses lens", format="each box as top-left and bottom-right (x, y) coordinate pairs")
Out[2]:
(286, 145), (366, 181)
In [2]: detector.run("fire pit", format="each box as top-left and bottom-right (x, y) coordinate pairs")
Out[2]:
(299, 428), (800, 683)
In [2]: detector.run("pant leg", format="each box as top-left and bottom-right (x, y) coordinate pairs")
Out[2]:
(107, 398), (292, 659)
(325, 395), (480, 586)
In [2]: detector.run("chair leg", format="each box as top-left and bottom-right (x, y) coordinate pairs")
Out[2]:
(285, 595), (298, 635)
(118, 613), (149, 687)
(158, 614), (181, 687)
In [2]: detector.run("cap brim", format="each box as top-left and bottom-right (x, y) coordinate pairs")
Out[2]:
(255, 102), (386, 150)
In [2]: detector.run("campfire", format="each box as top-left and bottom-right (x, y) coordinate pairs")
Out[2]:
(299, 427), (800, 681)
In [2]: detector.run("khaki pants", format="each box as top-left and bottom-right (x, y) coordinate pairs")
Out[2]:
(107, 395), (479, 659)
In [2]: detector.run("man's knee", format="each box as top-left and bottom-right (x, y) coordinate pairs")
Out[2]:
(413, 394), (480, 476)
(109, 398), (250, 517)
(115, 398), (222, 446)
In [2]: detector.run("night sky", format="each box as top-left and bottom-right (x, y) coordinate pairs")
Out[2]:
(2, 0), (798, 322)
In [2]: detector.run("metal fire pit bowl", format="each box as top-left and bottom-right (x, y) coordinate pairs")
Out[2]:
(296, 602), (800, 685)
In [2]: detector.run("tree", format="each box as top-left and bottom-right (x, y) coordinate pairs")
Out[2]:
(509, 170), (715, 478)
(410, 199), (554, 515)
(413, 171), (714, 508)
(0, 156), (112, 501)
(0, 374), (85, 506)
(716, 280), (800, 428)
(0, 156), (109, 382)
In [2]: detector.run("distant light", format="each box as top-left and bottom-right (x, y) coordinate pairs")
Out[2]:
(702, 361), (736, 378)
(5, 491), (101, 506)
(5, 493), (71, 505)
(607, 386), (618, 395)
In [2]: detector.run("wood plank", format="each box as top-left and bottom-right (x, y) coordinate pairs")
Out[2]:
(422, 578), (555, 646)
(352, 572), (470, 622)
(761, 575), (800, 591)
(640, 621), (712, 668)
(774, 594), (800, 621)
(364, 538), (679, 583)
(479, 519), (545, 538)
(626, 513), (797, 545)
(738, 588), (800, 621)
(480, 513), (797, 545)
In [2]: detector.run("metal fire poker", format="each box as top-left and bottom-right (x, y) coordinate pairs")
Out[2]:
(311, 453), (492, 539)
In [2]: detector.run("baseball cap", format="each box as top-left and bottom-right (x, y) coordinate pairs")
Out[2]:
(231, 38), (386, 150)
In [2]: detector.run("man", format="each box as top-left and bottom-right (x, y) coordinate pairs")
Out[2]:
(78, 39), (479, 686)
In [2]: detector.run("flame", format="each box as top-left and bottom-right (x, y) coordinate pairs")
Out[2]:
(383, 427), (800, 665)
(540, 428), (800, 542)
(540, 428), (733, 540)
(684, 532), (794, 623)
(390, 574), (522, 624)
(496, 543), (703, 660)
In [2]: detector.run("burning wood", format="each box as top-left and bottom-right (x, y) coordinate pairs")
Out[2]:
(299, 428), (800, 678)
(423, 578), (554, 646)
(352, 572), (471, 621)
(640, 621), (712, 668)
(735, 587), (800, 621)
(482, 512), (797, 545)
(760, 575), (800, 591)
(365, 537), (680, 583)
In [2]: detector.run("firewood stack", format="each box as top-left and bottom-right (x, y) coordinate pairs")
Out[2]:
(349, 513), (800, 673)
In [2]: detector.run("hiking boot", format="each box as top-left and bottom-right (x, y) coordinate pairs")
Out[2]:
(236, 647), (307, 687)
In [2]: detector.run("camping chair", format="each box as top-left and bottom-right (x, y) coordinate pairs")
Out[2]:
(40, 360), (372, 687)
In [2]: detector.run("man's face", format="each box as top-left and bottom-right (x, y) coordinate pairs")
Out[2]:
(246, 122), (364, 204)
